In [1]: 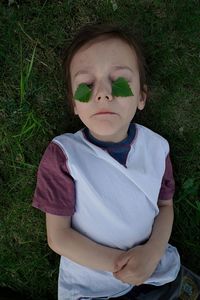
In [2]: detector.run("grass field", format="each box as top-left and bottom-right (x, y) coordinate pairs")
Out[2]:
(0, 0), (200, 299)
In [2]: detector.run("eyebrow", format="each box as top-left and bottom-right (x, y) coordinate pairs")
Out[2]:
(73, 66), (133, 78)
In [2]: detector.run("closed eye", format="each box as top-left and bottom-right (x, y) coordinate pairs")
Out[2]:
(86, 83), (94, 89)
(79, 82), (94, 89)
(112, 76), (131, 83)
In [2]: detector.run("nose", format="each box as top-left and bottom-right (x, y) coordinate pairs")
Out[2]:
(96, 94), (112, 101)
(94, 82), (113, 102)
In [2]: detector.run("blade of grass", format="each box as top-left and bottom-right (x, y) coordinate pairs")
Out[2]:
(24, 44), (37, 87)
(19, 35), (37, 107)
(186, 199), (200, 213)
(20, 34), (25, 106)
(12, 111), (43, 142)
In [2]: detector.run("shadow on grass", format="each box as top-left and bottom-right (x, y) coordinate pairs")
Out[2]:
(0, 287), (55, 300)
(0, 287), (30, 300)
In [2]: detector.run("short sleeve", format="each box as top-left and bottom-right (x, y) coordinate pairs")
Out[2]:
(32, 142), (76, 216)
(158, 154), (175, 200)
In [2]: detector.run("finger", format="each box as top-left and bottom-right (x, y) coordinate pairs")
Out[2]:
(113, 263), (126, 276)
(114, 264), (131, 280)
(113, 271), (118, 279)
(115, 254), (130, 270)
(113, 271), (126, 283)
(115, 270), (139, 285)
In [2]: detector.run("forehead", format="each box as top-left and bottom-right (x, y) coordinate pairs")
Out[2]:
(70, 35), (138, 75)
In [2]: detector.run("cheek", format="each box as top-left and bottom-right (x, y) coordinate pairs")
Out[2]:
(118, 97), (136, 108)
(121, 98), (139, 116)
(129, 78), (140, 94)
(74, 102), (88, 114)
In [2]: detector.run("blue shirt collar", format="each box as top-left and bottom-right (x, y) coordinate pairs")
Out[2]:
(83, 123), (136, 151)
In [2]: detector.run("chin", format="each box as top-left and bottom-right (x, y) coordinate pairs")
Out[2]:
(92, 126), (117, 136)
(90, 126), (126, 142)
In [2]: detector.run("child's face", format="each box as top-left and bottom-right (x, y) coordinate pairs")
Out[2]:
(70, 36), (146, 142)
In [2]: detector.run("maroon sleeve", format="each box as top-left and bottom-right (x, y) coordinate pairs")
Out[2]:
(158, 154), (175, 200)
(32, 142), (76, 216)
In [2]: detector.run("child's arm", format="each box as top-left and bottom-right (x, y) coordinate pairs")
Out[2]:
(144, 198), (174, 257)
(46, 213), (124, 273)
(113, 199), (174, 285)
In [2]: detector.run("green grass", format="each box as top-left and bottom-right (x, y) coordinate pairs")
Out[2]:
(0, 0), (200, 299)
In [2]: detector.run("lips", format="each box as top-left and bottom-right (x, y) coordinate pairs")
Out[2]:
(94, 111), (116, 115)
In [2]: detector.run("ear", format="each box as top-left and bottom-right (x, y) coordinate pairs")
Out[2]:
(138, 85), (147, 111)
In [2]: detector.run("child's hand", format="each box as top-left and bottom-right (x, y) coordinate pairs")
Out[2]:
(113, 244), (160, 285)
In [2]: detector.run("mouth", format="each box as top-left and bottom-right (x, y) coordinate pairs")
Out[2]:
(94, 112), (117, 115)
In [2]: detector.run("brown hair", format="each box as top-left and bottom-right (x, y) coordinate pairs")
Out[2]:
(61, 23), (147, 114)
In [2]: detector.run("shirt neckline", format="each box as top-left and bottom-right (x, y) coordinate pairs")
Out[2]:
(82, 123), (136, 151)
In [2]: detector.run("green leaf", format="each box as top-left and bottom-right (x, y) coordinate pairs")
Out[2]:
(112, 77), (134, 97)
(74, 83), (92, 102)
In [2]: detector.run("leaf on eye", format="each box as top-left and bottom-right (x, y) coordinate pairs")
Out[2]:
(112, 77), (134, 97)
(74, 83), (92, 102)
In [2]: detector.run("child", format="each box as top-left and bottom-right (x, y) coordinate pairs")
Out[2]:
(32, 23), (182, 300)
